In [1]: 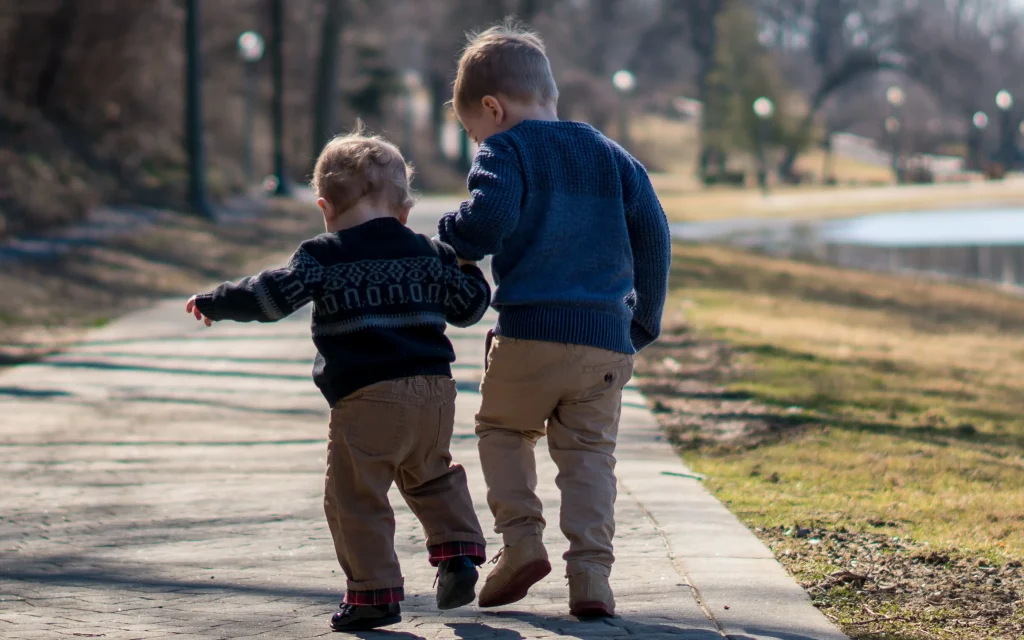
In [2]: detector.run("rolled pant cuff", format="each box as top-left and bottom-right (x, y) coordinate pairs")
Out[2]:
(566, 559), (612, 577)
(427, 540), (487, 567)
(344, 586), (404, 605)
(502, 526), (544, 548)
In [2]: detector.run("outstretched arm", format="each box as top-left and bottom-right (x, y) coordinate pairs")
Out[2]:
(445, 262), (492, 328)
(188, 246), (322, 324)
(623, 157), (672, 352)
(438, 138), (524, 261)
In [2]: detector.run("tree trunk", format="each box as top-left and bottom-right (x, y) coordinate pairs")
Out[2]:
(34, 0), (76, 109)
(312, 0), (345, 164)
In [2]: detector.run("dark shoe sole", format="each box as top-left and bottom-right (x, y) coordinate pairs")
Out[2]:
(330, 613), (402, 632)
(478, 559), (552, 608)
(437, 568), (479, 610)
(570, 601), (614, 618)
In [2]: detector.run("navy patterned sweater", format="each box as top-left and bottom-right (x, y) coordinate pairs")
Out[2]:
(438, 120), (671, 354)
(194, 217), (491, 406)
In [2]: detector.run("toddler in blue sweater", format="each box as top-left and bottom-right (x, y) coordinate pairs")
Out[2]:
(437, 20), (672, 618)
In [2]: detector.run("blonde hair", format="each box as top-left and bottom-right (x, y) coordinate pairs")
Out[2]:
(452, 19), (559, 118)
(310, 123), (414, 214)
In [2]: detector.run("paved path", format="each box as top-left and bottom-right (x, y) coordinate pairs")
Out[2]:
(0, 200), (846, 639)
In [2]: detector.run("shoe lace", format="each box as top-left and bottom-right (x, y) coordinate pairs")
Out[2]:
(489, 547), (505, 565)
(337, 603), (355, 616)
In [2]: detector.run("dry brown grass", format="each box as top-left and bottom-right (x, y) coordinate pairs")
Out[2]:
(0, 199), (323, 364)
(636, 243), (1024, 638)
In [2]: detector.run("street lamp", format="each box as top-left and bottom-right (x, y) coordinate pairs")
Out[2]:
(753, 97), (775, 194)
(612, 69), (636, 148)
(269, 0), (291, 196)
(237, 31), (265, 187)
(973, 110), (989, 171)
(996, 90), (1015, 169)
(884, 116), (901, 180)
(886, 86), (905, 182)
(886, 86), (905, 108)
(184, 0), (212, 217)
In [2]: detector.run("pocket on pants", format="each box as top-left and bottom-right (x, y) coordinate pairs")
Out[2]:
(582, 354), (634, 389)
(332, 397), (407, 457)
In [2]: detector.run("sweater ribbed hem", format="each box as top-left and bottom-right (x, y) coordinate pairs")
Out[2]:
(322, 363), (453, 407)
(495, 306), (634, 354)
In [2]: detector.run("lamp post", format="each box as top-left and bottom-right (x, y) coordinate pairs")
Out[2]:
(996, 89), (1014, 169)
(402, 70), (419, 168)
(884, 116), (901, 181)
(973, 110), (989, 171)
(753, 96), (775, 195)
(237, 31), (265, 187)
(269, 0), (290, 196)
(184, 0), (212, 217)
(612, 69), (636, 149)
(886, 86), (905, 182)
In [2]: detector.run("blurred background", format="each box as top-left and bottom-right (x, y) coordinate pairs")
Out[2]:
(5, 0), (1024, 236)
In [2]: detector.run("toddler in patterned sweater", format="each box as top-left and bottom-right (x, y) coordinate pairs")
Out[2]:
(186, 130), (489, 632)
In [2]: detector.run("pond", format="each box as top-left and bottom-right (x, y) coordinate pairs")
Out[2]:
(671, 208), (1024, 288)
(671, 208), (1024, 248)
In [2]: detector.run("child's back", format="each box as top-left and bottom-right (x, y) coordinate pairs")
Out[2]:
(441, 119), (668, 354)
(437, 21), (672, 619)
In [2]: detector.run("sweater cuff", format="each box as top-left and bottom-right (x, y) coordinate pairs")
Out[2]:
(192, 293), (220, 319)
(438, 214), (487, 262)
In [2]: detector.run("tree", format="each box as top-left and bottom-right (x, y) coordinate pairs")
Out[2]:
(703, 0), (805, 169)
(756, 0), (906, 181)
(678, 0), (727, 179)
(897, 0), (1024, 169)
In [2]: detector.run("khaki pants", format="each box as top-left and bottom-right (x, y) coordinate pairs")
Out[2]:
(476, 335), (633, 575)
(325, 375), (485, 598)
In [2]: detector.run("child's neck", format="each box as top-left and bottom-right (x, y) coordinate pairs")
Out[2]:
(506, 102), (559, 128)
(328, 203), (397, 233)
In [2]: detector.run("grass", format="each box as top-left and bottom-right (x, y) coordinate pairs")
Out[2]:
(636, 243), (1024, 638)
(654, 243), (1024, 557)
(652, 175), (1024, 223)
(628, 113), (1024, 223)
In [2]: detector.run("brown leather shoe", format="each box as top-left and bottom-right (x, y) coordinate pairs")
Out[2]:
(568, 569), (615, 618)
(477, 535), (551, 607)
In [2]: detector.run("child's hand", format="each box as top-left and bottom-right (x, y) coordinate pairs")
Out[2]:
(185, 296), (214, 327)
(457, 257), (477, 267)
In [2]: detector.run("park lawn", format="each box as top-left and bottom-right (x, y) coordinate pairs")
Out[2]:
(653, 177), (1024, 223)
(636, 243), (1024, 639)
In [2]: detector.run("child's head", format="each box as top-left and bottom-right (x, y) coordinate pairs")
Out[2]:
(311, 125), (414, 231)
(453, 20), (559, 143)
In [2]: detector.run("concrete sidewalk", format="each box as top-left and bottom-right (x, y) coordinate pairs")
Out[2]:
(0, 200), (847, 639)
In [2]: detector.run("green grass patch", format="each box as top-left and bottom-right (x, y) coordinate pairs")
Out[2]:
(638, 243), (1024, 638)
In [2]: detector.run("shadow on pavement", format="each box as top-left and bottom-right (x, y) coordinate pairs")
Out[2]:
(448, 622), (525, 639)
(484, 610), (722, 639)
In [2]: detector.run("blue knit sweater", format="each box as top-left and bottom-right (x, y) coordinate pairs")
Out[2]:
(438, 120), (671, 354)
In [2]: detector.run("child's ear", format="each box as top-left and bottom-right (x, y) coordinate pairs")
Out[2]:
(481, 95), (504, 123)
(396, 207), (411, 226)
(318, 197), (336, 225)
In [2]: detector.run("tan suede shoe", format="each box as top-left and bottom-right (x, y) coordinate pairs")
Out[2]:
(568, 569), (615, 618)
(477, 535), (551, 607)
